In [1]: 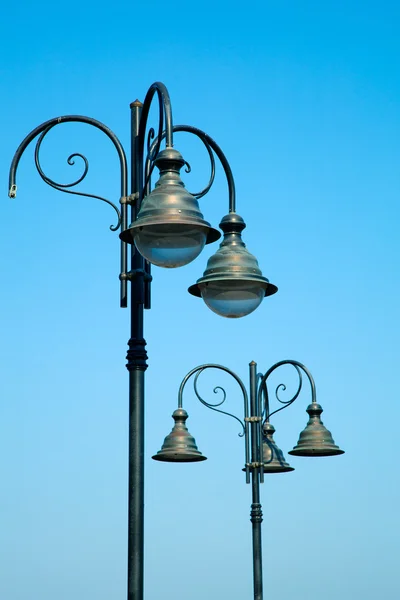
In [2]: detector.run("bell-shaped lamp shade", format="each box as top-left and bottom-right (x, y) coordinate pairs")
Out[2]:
(152, 408), (207, 462)
(188, 213), (277, 318)
(262, 423), (294, 473)
(120, 148), (220, 268)
(288, 402), (345, 457)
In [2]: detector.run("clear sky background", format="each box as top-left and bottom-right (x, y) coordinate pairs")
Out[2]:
(0, 1), (399, 599)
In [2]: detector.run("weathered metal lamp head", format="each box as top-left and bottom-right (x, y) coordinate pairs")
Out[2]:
(188, 213), (277, 318)
(152, 408), (207, 462)
(262, 422), (294, 473)
(289, 402), (345, 457)
(120, 148), (220, 268)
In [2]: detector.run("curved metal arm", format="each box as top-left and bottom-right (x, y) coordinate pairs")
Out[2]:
(137, 82), (174, 200)
(258, 360), (316, 421)
(178, 363), (248, 430)
(32, 125), (122, 231)
(146, 124), (236, 212)
(140, 82), (173, 149)
(8, 114), (128, 210)
(7, 114), (129, 305)
(178, 363), (250, 475)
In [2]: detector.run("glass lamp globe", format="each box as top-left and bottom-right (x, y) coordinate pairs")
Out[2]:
(134, 224), (208, 269)
(199, 280), (266, 318)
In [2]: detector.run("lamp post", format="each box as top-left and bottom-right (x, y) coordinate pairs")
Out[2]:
(8, 82), (344, 600)
(153, 359), (344, 600)
(7, 82), (280, 600)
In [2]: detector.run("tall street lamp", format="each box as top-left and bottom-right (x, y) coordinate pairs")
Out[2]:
(153, 359), (344, 600)
(7, 82), (342, 600)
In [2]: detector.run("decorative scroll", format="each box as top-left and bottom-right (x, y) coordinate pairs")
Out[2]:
(177, 362), (251, 481)
(258, 360), (316, 421)
(8, 113), (129, 306)
(193, 368), (246, 437)
(34, 125), (121, 231)
(145, 124), (235, 212)
(8, 114), (128, 231)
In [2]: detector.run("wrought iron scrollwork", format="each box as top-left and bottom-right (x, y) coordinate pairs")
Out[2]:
(192, 368), (245, 437)
(146, 127), (156, 157)
(178, 363), (250, 479)
(178, 363), (249, 436)
(8, 113), (129, 306)
(145, 124), (234, 211)
(258, 360), (316, 421)
(8, 114), (128, 230)
(33, 125), (121, 231)
(143, 126), (159, 195)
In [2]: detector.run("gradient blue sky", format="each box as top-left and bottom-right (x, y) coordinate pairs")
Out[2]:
(1, 2), (399, 599)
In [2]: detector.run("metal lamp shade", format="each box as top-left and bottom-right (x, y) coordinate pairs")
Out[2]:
(120, 148), (220, 268)
(189, 213), (277, 318)
(262, 423), (294, 473)
(289, 402), (345, 457)
(152, 408), (207, 462)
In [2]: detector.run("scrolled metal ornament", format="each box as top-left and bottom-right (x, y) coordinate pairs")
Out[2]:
(259, 360), (308, 420)
(145, 124), (228, 208)
(258, 360), (344, 458)
(8, 114), (128, 211)
(154, 363), (251, 469)
(146, 126), (217, 201)
(7, 113), (129, 305)
(34, 124), (121, 231)
(192, 367), (246, 437)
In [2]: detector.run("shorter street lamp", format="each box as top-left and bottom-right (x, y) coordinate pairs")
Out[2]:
(153, 359), (344, 600)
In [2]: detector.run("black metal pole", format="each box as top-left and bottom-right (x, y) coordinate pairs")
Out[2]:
(126, 100), (147, 600)
(249, 361), (263, 600)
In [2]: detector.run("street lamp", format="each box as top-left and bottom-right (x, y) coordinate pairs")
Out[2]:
(153, 360), (344, 600)
(7, 82), (280, 600)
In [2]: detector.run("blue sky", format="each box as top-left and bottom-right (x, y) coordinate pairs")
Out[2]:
(1, 2), (399, 599)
